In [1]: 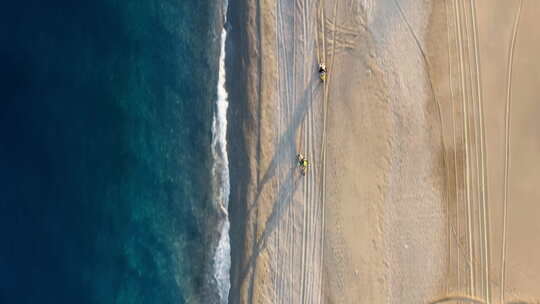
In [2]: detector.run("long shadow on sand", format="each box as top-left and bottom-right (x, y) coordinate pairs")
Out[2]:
(248, 74), (319, 213)
(245, 168), (300, 302)
(240, 74), (320, 299)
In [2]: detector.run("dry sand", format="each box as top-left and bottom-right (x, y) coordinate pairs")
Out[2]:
(227, 0), (540, 303)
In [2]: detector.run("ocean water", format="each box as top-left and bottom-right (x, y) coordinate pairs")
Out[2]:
(0, 0), (230, 303)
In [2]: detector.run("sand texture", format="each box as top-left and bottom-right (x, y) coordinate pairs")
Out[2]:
(227, 0), (540, 303)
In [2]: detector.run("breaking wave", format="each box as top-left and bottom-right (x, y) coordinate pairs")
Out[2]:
(210, 15), (230, 304)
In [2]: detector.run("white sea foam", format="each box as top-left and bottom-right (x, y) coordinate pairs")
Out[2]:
(211, 25), (230, 304)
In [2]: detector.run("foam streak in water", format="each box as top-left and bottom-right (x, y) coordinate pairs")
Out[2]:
(211, 26), (230, 304)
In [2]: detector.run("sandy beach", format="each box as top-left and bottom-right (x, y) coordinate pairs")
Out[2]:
(227, 0), (540, 303)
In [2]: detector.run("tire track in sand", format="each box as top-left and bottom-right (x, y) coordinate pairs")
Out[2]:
(280, 1), (288, 300)
(311, 15), (324, 299)
(310, 2), (324, 302)
(462, 0), (485, 298)
(454, 0), (475, 296)
(294, 0), (323, 302)
(274, 0), (285, 299)
(469, 0), (491, 300)
(449, 0), (465, 295)
(444, 0), (459, 296)
(299, 0), (312, 302)
(430, 295), (486, 304)
(315, 2), (326, 302)
(313, 0), (339, 301)
(303, 1), (325, 302)
(445, 4), (495, 302)
(275, 0), (298, 300)
(305, 5), (320, 302)
(319, 0), (341, 301)
(501, 1), (523, 303)
(274, 0), (284, 300)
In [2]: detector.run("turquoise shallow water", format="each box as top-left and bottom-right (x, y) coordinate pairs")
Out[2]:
(0, 0), (225, 303)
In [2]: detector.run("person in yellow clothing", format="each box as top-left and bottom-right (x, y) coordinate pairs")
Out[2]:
(318, 63), (327, 82)
(297, 154), (309, 175)
(300, 158), (308, 169)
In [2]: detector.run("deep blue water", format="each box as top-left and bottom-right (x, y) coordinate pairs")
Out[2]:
(0, 0), (223, 303)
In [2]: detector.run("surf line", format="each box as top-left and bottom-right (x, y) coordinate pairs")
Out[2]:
(211, 1), (231, 302)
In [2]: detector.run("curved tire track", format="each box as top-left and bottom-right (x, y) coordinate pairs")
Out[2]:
(501, 1), (523, 303)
